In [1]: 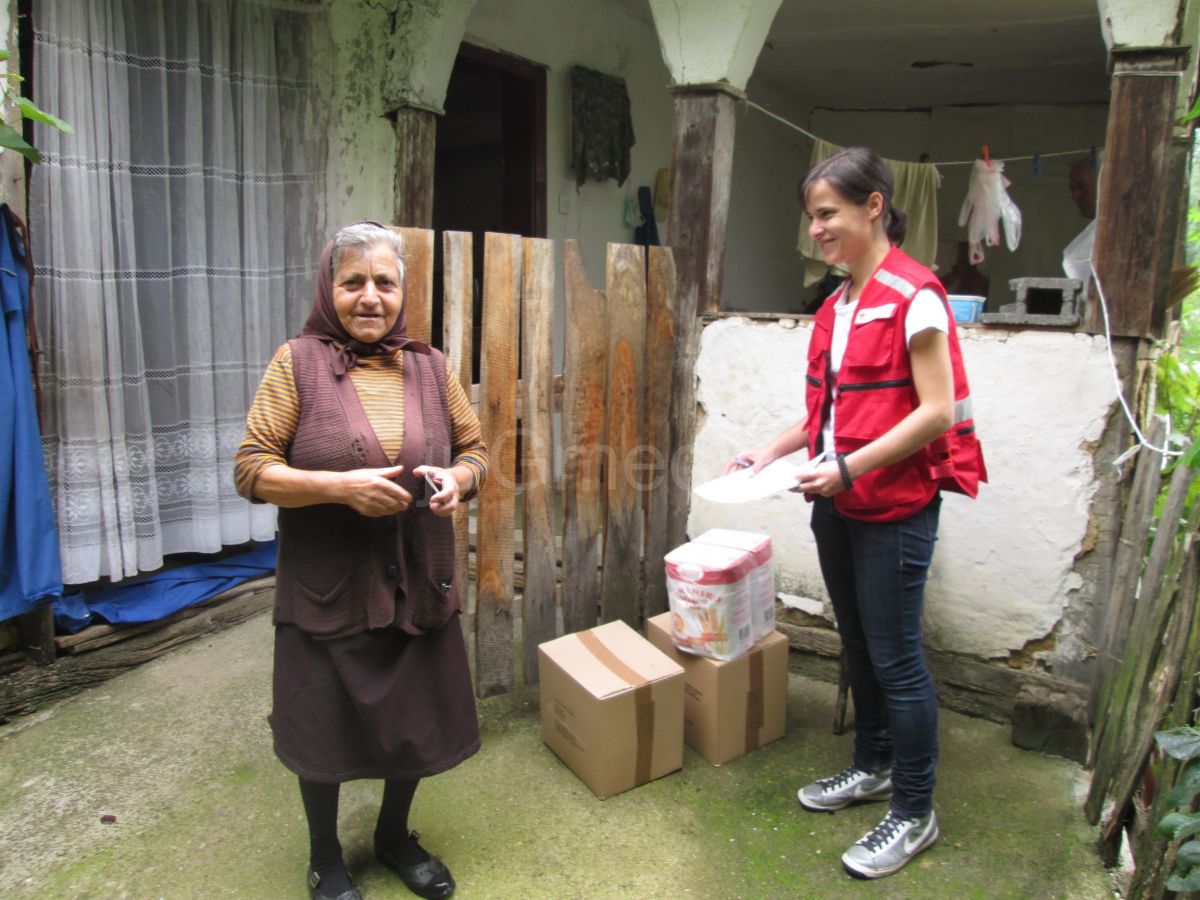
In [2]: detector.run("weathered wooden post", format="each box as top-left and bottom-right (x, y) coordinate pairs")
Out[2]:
(645, 0), (784, 549)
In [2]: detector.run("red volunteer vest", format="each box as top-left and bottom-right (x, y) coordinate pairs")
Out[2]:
(804, 247), (987, 522)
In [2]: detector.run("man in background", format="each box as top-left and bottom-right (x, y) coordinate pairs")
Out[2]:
(1062, 155), (1098, 291)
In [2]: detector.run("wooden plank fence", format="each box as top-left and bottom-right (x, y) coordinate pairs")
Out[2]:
(401, 230), (679, 696)
(1085, 419), (1200, 889)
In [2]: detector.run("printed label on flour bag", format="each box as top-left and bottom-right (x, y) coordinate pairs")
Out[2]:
(664, 541), (754, 661)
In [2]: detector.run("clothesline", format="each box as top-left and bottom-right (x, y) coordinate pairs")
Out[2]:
(743, 98), (1097, 169)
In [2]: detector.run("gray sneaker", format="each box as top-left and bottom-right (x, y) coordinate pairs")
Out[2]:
(797, 765), (893, 812)
(841, 809), (940, 879)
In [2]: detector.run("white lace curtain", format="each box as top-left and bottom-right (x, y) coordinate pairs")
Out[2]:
(29, 0), (330, 584)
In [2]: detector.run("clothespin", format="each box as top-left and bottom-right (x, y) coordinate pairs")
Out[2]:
(1032, 153), (1041, 178)
(982, 144), (990, 164)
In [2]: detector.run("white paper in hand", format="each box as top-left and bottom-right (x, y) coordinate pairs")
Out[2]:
(693, 454), (824, 504)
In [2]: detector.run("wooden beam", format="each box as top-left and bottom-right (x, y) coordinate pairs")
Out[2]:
(1088, 416), (1167, 733)
(776, 621), (1089, 726)
(392, 106), (437, 228)
(602, 243), (647, 628)
(560, 241), (608, 634)
(2, 585), (275, 721)
(665, 87), (738, 550)
(474, 233), (520, 697)
(520, 237), (557, 681)
(443, 231), (474, 621)
(396, 227), (434, 346)
(1084, 46), (1188, 338)
(643, 247), (677, 618)
(17, 604), (54, 665)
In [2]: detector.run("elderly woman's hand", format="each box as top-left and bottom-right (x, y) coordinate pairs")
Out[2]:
(338, 464), (414, 516)
(413, 465), (462, 518)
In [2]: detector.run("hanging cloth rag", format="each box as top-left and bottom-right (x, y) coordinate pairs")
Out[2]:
(0, 204), (63, 621)
(957, 158), (1022, 264)
(571, 66), (635, 187)
(797, 138), (941, 286)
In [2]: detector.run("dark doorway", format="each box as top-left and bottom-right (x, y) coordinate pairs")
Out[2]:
(433, 43), (547, 377)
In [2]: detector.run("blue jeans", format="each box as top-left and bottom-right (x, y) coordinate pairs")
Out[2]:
(810, 494), (941, 819)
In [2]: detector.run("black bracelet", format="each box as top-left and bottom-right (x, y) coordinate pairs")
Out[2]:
(836, 453), (854, 490)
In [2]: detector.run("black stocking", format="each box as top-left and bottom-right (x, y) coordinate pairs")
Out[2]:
(374, 777), (428, 864)
(297, 777), (354, 894)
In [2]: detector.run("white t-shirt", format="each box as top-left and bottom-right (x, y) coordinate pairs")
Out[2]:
(819, 286), (948, 459)
(1062, 219), (1095, 294)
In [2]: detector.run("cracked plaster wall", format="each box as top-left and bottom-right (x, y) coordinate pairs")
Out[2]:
(690, 317), (1118, 668)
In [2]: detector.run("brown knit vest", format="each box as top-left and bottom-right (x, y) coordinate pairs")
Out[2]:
(274, 337), (457, 638)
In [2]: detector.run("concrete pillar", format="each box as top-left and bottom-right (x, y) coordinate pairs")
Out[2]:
(379, 0), (476, 227)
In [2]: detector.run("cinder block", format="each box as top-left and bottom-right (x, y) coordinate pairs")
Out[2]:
(983, 277), (1083, 327)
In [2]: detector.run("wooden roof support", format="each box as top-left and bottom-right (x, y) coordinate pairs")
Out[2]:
(1084, 45), (1190, 339)
(391, 105), (437, 229)
(665, 84), (739, 548)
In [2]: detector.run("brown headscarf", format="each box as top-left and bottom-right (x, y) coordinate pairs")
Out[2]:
(299, 223), (430, 376)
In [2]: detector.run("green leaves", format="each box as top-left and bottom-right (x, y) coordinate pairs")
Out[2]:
(1157, 811), (1200, 841)
(0, 49), (73, 162)
(1168, 864), (1200, 892)
(15, 96), (73, 133)
(1157, 726), (1200, 761)
(1169, 762), (1200, 807)
(1180, 93), (1200, 125)
(0, 120), (39, 163)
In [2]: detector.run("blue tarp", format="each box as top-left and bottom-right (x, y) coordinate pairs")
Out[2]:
(54, 541), (277, 633)
(0, 204), (63, 621)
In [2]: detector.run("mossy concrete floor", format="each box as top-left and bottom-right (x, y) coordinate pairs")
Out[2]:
(0, 613), (1112, 899)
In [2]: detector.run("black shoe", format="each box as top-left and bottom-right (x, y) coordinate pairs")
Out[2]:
(375, 831), (455, 899)
(307, 867), (363, 900)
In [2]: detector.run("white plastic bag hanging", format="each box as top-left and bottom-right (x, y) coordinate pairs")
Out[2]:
(957, 158), (1022, 264)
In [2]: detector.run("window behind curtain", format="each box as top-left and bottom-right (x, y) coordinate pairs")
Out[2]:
(29, 0), (330, 584)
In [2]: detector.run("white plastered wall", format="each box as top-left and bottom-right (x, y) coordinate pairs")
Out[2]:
(690, 317), (1118, 665)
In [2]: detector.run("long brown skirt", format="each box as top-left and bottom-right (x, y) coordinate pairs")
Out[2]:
(269, 616), (480, 783)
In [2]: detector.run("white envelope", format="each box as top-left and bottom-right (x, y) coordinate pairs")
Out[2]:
(693, 454), (826, 504)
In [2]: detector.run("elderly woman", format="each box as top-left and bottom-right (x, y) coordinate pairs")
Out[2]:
(235, 222), (488, 900)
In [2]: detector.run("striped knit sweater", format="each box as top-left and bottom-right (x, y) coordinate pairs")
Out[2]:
(235, 343), (488, 500)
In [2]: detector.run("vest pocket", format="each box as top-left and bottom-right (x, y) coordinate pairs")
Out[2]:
(287, 570), (360, 635)
(408, 572), (460, 632)
(834, 379), (912, 440)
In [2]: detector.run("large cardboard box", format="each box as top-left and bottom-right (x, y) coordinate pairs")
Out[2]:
(538, 620), (685, 799)
(646, 612), (788, 766)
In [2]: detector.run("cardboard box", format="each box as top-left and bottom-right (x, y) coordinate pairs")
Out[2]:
(646, 612), (788, 766)
(538, 620), (685, 799)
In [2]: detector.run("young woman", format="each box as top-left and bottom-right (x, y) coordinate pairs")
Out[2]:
(727, 147), (985, 880)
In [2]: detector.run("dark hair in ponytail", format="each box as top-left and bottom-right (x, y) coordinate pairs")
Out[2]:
(799, 146), (908, 246)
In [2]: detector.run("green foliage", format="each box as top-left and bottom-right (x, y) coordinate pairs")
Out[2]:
(1157, 204), (1200, 493)
(1182, 93), (1200, 126)
(0, 48), (72, 164)
(1154, 729), (1200, 890)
